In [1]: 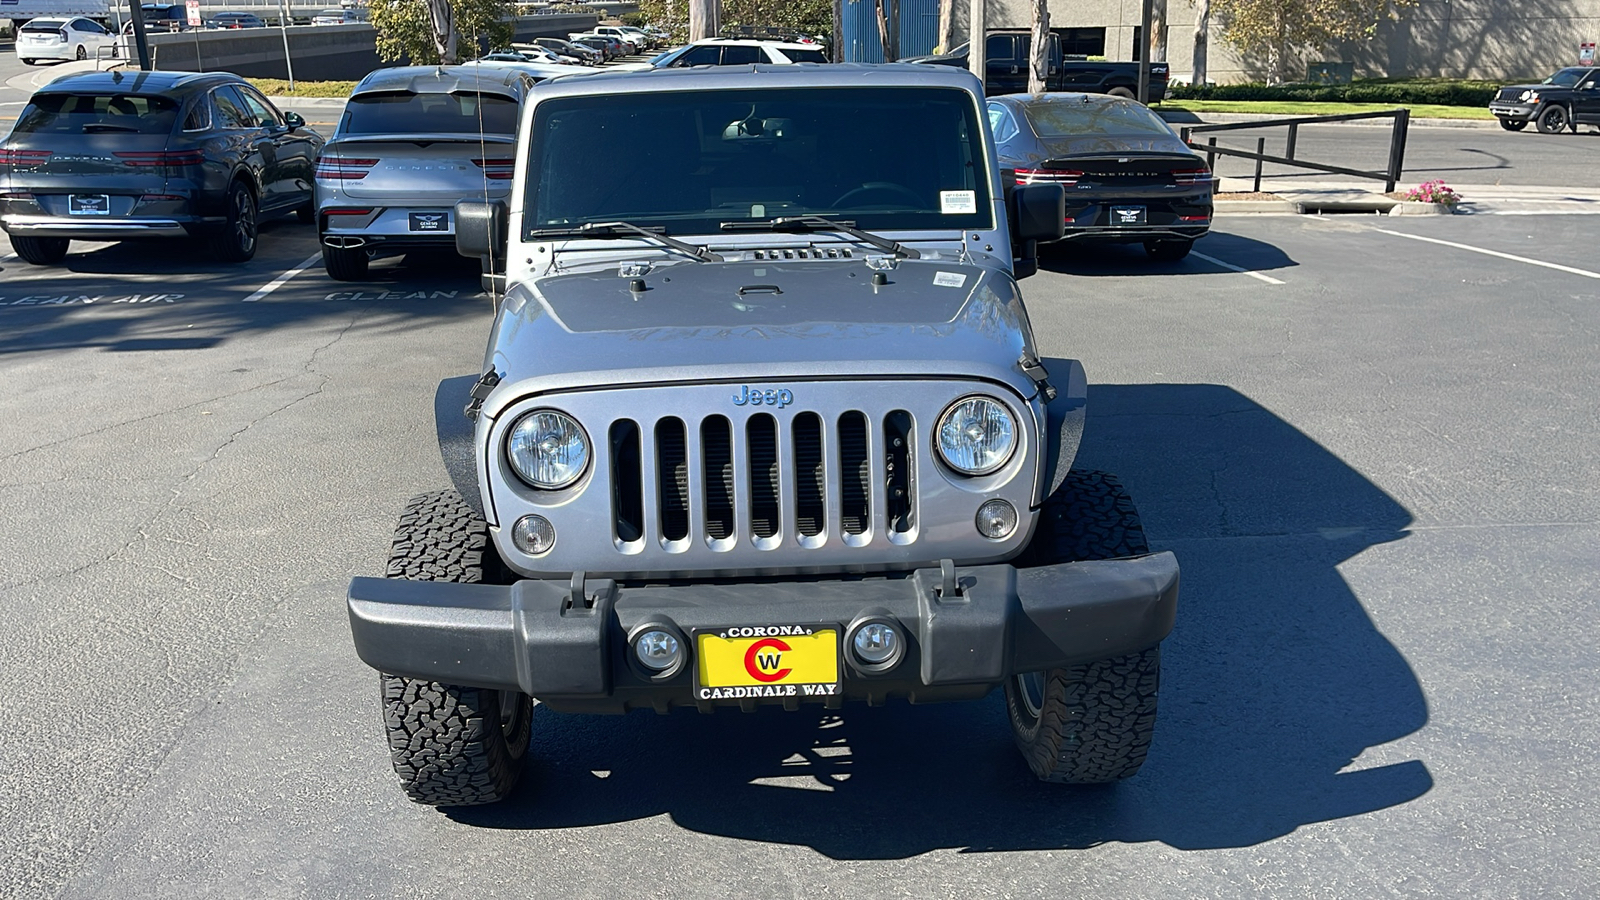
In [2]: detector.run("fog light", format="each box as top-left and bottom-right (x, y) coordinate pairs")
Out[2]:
(852, 622), (899, 666)
(975, 499), (1018, 540)
(511, 515), (556, 554)
(634, 629), (682, 672)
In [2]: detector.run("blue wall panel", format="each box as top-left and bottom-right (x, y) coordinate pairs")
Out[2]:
(841, 0), (941, 63)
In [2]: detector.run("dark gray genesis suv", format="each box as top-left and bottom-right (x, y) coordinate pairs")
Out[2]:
(0, 70), (323, 265)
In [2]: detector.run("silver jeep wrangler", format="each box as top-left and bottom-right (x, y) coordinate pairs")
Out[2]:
(347, 63), (1180, 806)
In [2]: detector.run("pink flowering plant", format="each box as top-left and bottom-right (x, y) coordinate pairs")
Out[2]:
(1403, 180), (1462, 206)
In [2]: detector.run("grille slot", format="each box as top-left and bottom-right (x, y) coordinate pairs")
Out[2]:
(701, 416), (735, 540)
(610, 420), (643, 544)
(656, 418), (689, 542)
(747, 414), (780, 539)
(793, 413), (825, 537)
(884, 410), (915, 534)
(839, 411), (871, 535)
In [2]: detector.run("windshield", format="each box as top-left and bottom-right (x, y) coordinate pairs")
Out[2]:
(13, 93), (179, 135)
(781, 48), (829, 63)
(341, 91), (519, 135)
(21, 20), (66, 32)
(1543, 68), (1587, 86)
(526, 86), (993, 236)
(1022, 100), (1174, 136)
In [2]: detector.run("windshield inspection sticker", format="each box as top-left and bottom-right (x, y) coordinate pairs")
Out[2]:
(933, 272), (967, 288)
(940, 190), (977, 214)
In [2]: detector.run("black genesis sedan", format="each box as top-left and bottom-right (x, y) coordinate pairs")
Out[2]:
(0, 70), (323, 265)
(987, 92), (1212, 261)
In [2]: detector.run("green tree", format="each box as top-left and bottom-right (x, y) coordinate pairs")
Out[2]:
(1212, 0), (1416, 83)
(637, 0), (832, 45)
(369, 0), (514, 65)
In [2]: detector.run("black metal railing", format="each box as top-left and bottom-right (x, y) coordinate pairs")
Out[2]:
(1178, 109), (1411, 193)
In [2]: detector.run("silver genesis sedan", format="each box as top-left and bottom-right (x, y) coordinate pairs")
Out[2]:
(315, 66), (530, 280)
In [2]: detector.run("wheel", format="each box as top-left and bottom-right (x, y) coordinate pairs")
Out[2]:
(1005, 470), (1162, 784)
(380, 490), (532, 807)
(1106, 86), (1136, 100)
(10, 236), (71, 265)
(1144, 238), (1194, 261)
(831, 182), (923, 209)
(207, 181), (258, 261)
(20, 59), (36, 66)
(75, 44), (87, 60)
(1498, 118), (1527, 132)
(295, 203), (314, 225)
(322, 243), (369, 281)
(1536, 104), (1570, 134)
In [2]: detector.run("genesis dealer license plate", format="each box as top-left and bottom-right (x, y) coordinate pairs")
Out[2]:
(69, 195), (111, 215)
(695, 625), (840, 702)
(1111, 205), (1147, 226)
(408, 211), (447, 232)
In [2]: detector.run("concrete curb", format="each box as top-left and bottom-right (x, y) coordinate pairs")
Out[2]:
(1214, 200), (1303, 215)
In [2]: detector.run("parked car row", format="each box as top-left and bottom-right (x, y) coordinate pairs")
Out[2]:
(1, 36), (1209, 273)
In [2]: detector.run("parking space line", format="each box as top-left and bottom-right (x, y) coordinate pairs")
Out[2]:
(1374, 229), (1600, 280)
(1191, 250), (1286, 285)
(242, 253), (324, 302)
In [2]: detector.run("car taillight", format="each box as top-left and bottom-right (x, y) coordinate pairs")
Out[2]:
(138, 194), (185, 202)
(1, 192), (36, 200)
(315, 157), (378, 180)
(58, 29), (69, 40)
(1015, 168), (1082, 186)
(114, 150), (205, 167)
(472, 158), (515, 180)
(324, 208), (373, 216)
(0, 149), (53, 167)
(1172, 167), (1214, 186)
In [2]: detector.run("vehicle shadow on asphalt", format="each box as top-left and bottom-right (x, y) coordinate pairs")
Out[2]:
(0, 240), (484, 356)
(1040, 231), (1296, 277)
(447, 384), (1432, 857)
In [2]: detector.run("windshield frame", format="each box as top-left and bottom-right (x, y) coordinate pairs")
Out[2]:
(521, 84), (996, 241)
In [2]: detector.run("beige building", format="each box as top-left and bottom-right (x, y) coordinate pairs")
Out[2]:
(970, 0), (1600, 83)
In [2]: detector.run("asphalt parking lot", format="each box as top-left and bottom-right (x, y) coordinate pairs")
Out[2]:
(2, 207), (1596, 898)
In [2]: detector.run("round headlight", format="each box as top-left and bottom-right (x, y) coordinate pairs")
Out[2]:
(506, 410), (590, 489)
(936, 396), (1017, 475)
(1520, 89), (1536, 101)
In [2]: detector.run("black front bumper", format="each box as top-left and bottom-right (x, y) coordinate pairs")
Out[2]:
(1489, 102), (1537, 122)
(347, 553), (1179, 714)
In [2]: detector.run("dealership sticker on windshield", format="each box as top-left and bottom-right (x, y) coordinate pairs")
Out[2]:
(940, 190), (977, 214)
(933, 272), (967, 288)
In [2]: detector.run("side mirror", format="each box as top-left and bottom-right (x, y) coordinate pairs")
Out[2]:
(455, 199), (507, 269)
(1011, 182), (1066, 243)
(282, 111), (305, 132)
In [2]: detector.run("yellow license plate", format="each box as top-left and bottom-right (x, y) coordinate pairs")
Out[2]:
(695, 626), (841, 701)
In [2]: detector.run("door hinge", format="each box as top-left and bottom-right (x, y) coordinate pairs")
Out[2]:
(463, 369), (501, 421)
(1018, 355), (1056, 402)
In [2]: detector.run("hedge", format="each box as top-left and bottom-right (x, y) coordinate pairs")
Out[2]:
(1165, 80), (1511, 107)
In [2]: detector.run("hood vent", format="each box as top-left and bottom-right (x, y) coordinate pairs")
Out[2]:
(747, 247), (854, 260)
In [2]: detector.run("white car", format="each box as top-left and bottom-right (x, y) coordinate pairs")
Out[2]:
(652, 38), (830, 68)
(15, 16), (117, 64)
(589, 26), (641, 53)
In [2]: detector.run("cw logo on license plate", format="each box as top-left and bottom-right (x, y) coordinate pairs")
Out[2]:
(695, 626), (840, 701)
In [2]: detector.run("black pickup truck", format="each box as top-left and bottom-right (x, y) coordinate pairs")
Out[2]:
(905, 31), (1169, 100)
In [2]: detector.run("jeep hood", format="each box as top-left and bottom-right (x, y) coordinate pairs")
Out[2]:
(480, 258), (1040, 416)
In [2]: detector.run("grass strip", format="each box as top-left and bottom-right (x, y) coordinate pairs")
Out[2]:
(1159, 100), (1495, 120)
(249, 79), (357, 98)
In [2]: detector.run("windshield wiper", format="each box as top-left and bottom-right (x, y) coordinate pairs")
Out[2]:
(721, 215), (921, 259)
(529, 221), (723, 262)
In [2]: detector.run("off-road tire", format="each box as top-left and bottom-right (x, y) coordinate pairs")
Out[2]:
(1144, 238), (1194, 262)
(322, 244), (369, 281)
(1007, 470), (1161, 783)
(207, 180), (258, 262)
(1498, 118), (1528, 132)
(1536, 103), (1570, 134)
(11, 235), (70, 265)
(380, 489), (532, 807)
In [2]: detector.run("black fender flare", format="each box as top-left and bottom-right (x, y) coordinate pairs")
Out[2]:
(1040, 357), (1088, 500)
(435, 375), (485, 518)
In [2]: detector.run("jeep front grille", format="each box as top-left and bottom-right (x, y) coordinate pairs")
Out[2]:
(608, 409), (916, 550)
